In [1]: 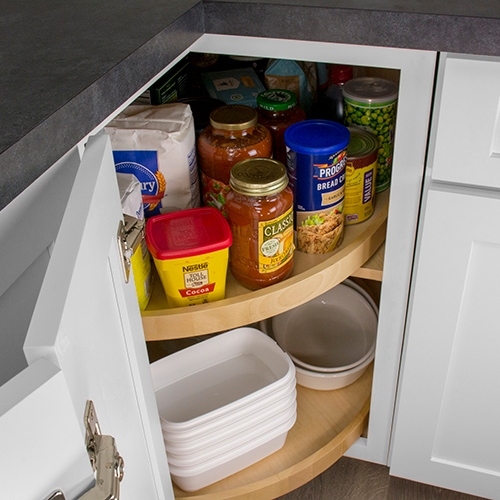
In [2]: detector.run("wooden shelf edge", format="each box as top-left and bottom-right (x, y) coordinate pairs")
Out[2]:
(142, 191), (389, 341)
(351, 241), (384, 281)
(173, 367), (372, 500)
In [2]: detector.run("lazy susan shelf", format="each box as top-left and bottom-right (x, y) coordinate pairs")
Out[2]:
(142, 189), (388, 341)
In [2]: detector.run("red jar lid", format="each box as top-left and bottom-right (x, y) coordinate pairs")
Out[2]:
(329, 64), (353, 85)
(146, 207), (232, 260)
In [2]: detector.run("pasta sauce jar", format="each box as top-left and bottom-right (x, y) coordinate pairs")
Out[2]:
(226, 158), (294, 290)
(197, 105), (272, 218)
(256, 89), (306, 165)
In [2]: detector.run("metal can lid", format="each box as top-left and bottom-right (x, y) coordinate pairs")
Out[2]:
(209, 105), (258, 130)
(343, 77), (398, 105)
(257, 89), (297, 111)
(347, 127), (379, 159)
(230, 158), (289, 196)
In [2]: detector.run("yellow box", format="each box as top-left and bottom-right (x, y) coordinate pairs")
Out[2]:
(145, 207), (232, 308)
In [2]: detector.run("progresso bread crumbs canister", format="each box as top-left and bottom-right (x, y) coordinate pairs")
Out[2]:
(284, 120), (350, 254)
(344, 127), (378, 225)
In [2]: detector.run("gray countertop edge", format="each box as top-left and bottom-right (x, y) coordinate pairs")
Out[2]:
(204, 2), (500, 56)
(1, 0), (500, 211)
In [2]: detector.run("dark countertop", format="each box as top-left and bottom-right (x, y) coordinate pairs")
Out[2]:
(1, 0), (499, 210)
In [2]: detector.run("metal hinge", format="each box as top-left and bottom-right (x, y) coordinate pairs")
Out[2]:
(45, 492), (66, 500)
(43, 401), (124, 500)
(79, 400), (124, 500)
(117, 215), (145, 283)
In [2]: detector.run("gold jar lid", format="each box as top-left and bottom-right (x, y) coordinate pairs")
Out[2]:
(230, 158), (289, 196)
(210, 105), (258, 130)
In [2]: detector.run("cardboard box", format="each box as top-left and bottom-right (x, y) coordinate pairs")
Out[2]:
(201, 67), (265, 108)
(149, 57), (191, 105)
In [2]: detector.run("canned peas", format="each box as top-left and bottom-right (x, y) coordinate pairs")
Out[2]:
(343, 78), (398, 192)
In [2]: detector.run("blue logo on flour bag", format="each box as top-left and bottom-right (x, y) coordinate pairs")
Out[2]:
(113, 150), (166, 217)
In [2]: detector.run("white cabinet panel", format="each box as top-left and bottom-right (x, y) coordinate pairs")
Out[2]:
(390, 187), (500, 499)
(0, 358), (94, 500)
(0, 147), (80, 385)
(430, 53), (500, 188)
(1, 134), (174, 500)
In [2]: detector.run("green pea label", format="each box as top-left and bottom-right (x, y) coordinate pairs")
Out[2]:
(344, 99), (396, 193)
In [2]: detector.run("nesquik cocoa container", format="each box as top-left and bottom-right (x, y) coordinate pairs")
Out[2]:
(145, 207), (232, 308)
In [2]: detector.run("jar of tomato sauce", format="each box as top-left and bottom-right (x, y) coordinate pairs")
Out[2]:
(256, 89), (306, 165)
(226, 158), (294, 290)
(197, 105), (272, 217)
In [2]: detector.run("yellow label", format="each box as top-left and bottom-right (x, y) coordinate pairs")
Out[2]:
(240, 76), (256, 87)
(153, 249), (229, 308)
(321, 187), (344, 206)
(258, 207), (294, 273)
(344, 160), (377, 224)
(130, 236), (152, 310)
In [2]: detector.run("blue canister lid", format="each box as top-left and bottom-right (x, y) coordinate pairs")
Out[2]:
(285, 120), (350, 154)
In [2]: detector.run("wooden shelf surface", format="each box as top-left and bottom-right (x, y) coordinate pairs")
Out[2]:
(142, 190), (388, 341)
(173, 364), (373, 500)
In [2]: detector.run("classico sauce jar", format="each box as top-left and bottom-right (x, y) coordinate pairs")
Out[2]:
(226, 158), (294, 290)
(256, 89), (306, 165)
(197, 105), (272, 218)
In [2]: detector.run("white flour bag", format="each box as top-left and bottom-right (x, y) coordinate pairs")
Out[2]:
(106, 103), (201, 217)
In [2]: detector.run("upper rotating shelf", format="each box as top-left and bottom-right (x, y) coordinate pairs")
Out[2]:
(141, 190), (389, 341)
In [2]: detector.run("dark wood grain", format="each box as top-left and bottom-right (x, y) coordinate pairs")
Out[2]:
(277, 457), (487, 500)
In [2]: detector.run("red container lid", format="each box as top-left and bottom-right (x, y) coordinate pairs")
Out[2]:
(146, 207), (232, 260)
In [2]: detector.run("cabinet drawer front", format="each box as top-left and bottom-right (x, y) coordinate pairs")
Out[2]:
(430, 54), (500, 188)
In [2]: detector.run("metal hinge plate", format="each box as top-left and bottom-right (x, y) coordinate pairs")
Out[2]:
(79, 400), (124, 500)
(117, 215), (145, 284)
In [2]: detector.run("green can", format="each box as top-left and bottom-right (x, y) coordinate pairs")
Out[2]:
(343, 77), (398, 192)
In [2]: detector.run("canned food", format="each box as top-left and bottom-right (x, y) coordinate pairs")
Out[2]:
(343, 77), (398, 193)
(284, 120), (350, 254)
(344, 128), (378, 225)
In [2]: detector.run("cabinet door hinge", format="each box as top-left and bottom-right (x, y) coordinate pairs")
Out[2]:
(79, 400), (124, 500)
(117, 215), (145, 284)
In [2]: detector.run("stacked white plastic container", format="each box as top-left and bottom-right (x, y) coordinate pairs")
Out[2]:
(151, 327), (297, 492)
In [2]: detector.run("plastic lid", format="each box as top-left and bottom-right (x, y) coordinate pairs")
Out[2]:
(257, 89), (297, 112)
(329, 64), (353, 86)
(284, 120), (350, 154)
(145, 207), (232, 260)
(230, 158), (289, 196)
(343, 77), (398, 105)
(209, 105), (258, 130)
(346, 128), (379, 158)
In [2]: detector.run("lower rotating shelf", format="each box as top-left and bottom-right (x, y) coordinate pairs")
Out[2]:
(172, 363), (373, 500)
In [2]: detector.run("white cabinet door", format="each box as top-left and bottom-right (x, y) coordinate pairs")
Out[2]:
(0, 134), (174, 500)
(430, 53), (500, 188)
(390, 187), (500, 499)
